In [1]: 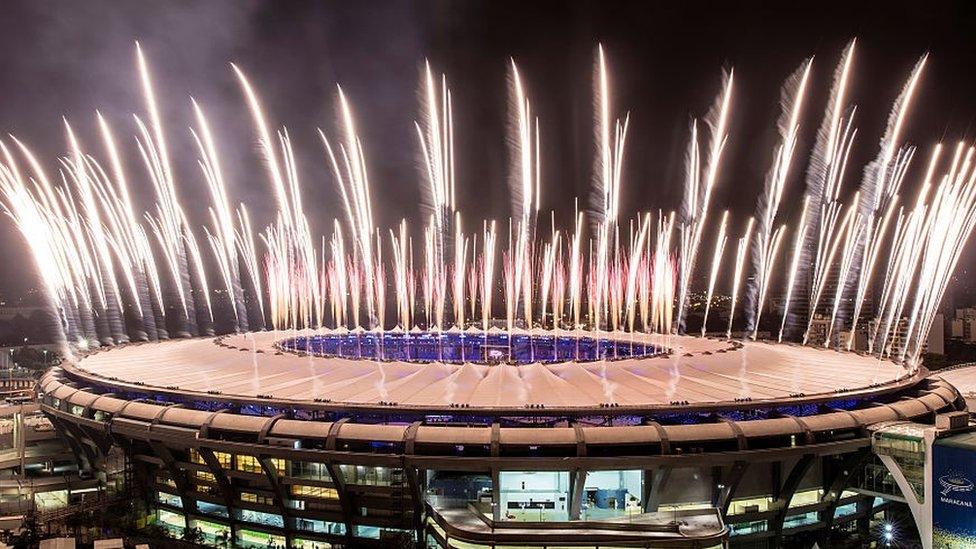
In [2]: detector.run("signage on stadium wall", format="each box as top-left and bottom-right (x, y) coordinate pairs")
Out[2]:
(933, 441), (976, 547)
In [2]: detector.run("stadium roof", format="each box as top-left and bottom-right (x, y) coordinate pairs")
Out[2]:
(69, 330), (913, 412)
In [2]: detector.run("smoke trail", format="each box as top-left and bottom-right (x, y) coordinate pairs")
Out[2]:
(702, 210), (729, 335)
(94, 113), (160, 341)
(414, 60), (455, 266)
(845, 55), (927, 347)
(63, 121), (128, 344)
(676, 69), (733, 333)
(727, 217), (754, 338)
(796, 41), (857, 341)
(135, 43), (205, 337)
(746, 59), (812, 337)
(191, 99), (249, 333)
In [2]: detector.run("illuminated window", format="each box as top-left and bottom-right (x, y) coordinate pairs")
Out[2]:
(580, 470), (643, 520)
(188, 449), (231, 468)
(291, 461), (331, 481)
(197, 501), (229, 518)
(290, 485), (339, 500)
(295, 519), (345, 535)
(194, 470), (216, 483)
(214, 451), (232, 468)
(157, 509), (186, 532)
(498, 471), (571, 522)
(788, 489), (823, 508)
(236, 529), (285, 549)
(241, 492), (275, 506)
(238, 509), (284, 528)
(156, 491), (182, 508)
(268, 457), (286, 475)
(33, 490), (68, 511)
(196, 484), (218, 496)
(339, 465), (402, 486)
(728, 496), (772, 515)
(236, 455), (262, 474)
(189, 519), (231, 545)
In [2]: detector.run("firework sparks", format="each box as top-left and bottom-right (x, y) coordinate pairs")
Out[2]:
(0, 40), (968, 379)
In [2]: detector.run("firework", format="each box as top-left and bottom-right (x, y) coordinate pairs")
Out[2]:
(0, 41), (968, 376)
(702, 210), (729, 336)
(727, 217), (755, 338)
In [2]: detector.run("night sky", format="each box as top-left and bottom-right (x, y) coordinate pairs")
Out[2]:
(1, 1), (975, 305)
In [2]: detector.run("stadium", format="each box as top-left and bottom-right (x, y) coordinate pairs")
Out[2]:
(2, 33), (973, 549)
(38, 330), (964, 548)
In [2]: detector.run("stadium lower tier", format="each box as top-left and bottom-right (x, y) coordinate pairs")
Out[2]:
(37, 337), (966, 548)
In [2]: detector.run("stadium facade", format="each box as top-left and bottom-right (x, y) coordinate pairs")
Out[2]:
(36, 331), (966, 548)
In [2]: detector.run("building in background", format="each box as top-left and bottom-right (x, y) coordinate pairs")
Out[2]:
(0, 401), (103, 536)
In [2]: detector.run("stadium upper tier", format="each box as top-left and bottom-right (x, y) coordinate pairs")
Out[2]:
(66, 330), (915, 413)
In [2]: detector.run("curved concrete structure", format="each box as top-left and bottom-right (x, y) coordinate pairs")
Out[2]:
(39, 334), (965, 548)
(932, 363), (976, 410)
(69, 331), (914, 413)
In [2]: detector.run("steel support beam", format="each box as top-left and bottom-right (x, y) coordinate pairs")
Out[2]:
(769, 453), (816, 547)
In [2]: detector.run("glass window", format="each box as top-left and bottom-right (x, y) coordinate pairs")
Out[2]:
(355, 525), (381, 539)
(728, 496), (771, 515)
(788, 489), (823, 508)
(339, 464), (402, 486)
(834, 502), (857, 518)
(197, 501), (229, 518)
(729, 519), (766, 536)
(238, 508), (284, 528)
(291, 461), (332, 481)
(295, 518), (346, 535)
(213, 451), (232, 468)
(268, 457), (286, 475)
(157, 509), (186, 533)
(241, 492), (276, 506)
(188, 449), (231, 468)
(33, 490), (69, 511)
(194, 470), (216, 483)
(291, 485), (339, 500)
(236, 455), (263, 474)
(581, 470), (643, 520)
(156, 491), (182, 508)
(190, 519), (231, 545)
(235, 455), (287, 475)
(195, 484), (219, 496)
(236, 529), (286, 549)
(498, 471), (570, 522)
(783, 511), (819, 528)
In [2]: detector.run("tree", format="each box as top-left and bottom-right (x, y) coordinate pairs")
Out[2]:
(11, 345), (53, 370)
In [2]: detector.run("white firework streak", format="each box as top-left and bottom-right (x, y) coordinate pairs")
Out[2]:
(727, 217), (754, 338)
